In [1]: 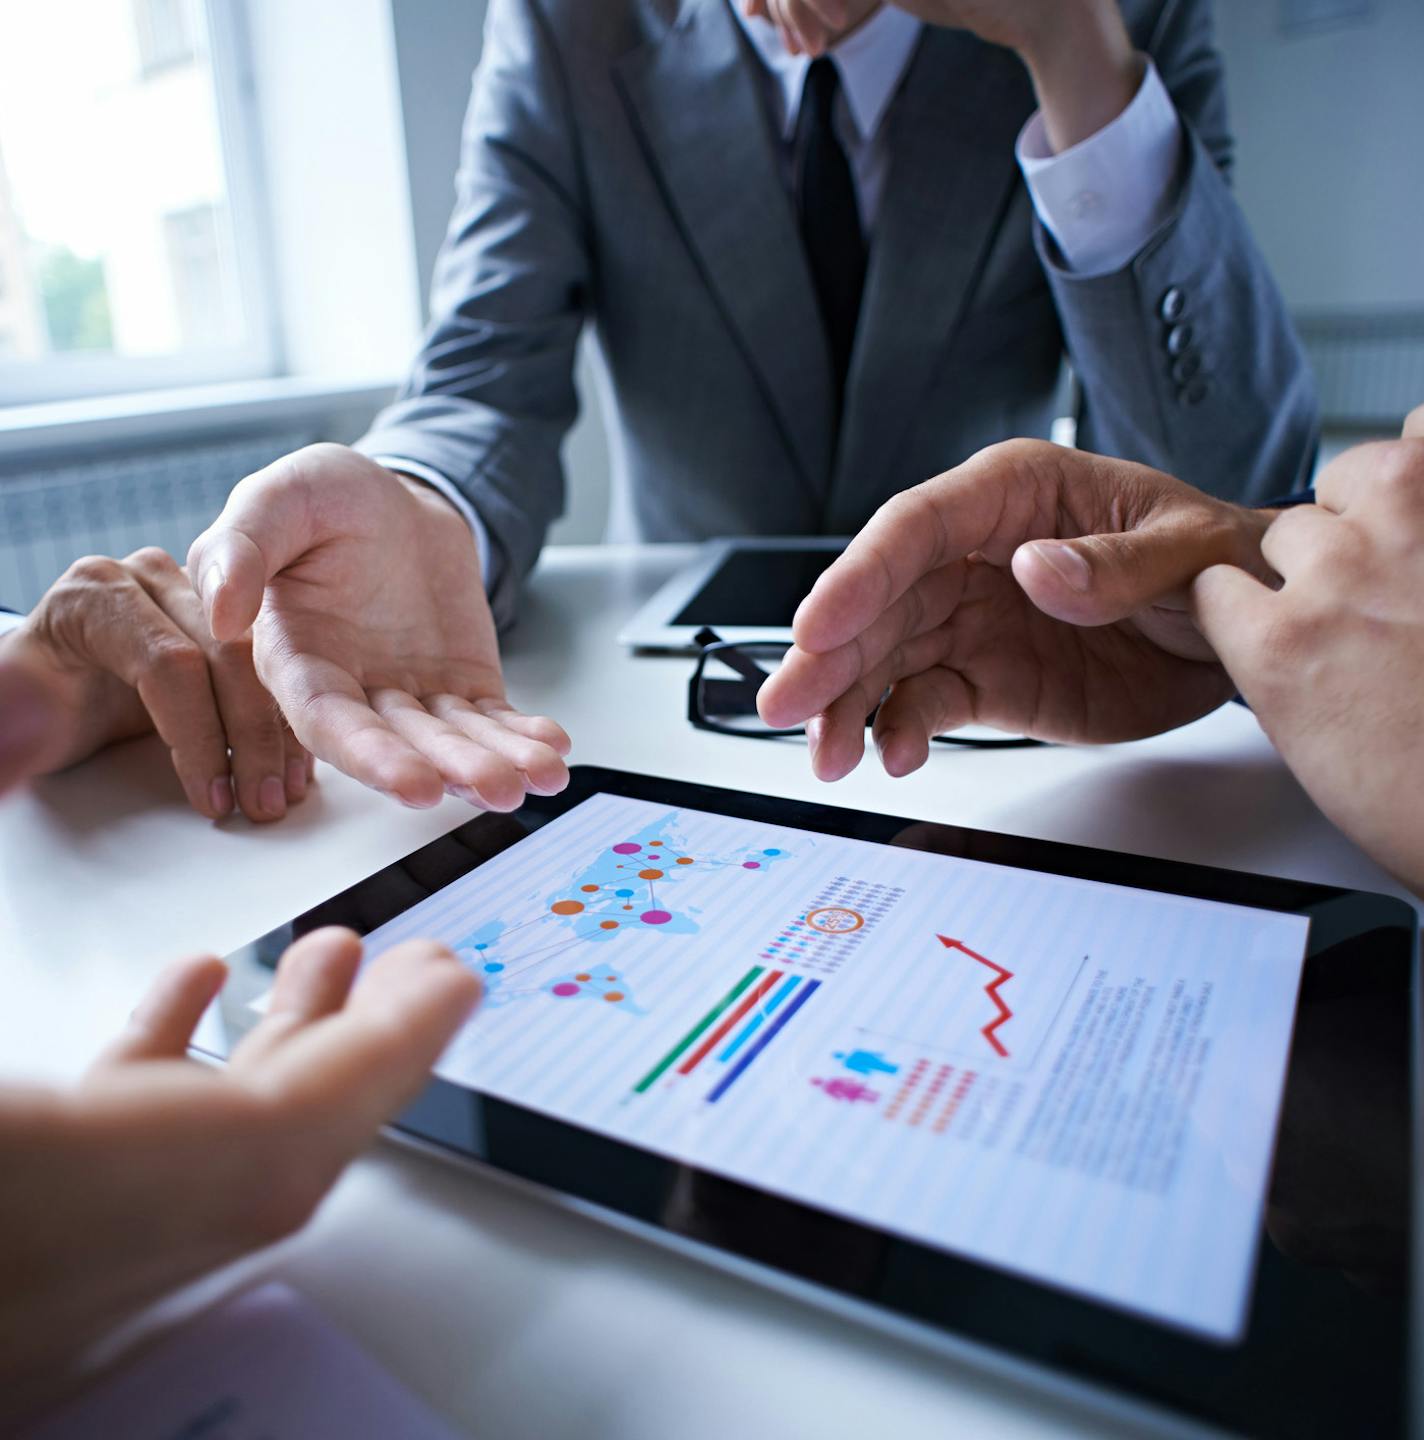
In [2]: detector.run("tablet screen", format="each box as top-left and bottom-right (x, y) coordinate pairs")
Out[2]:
(671, 548), (842, 627)
(357, 790), (1309, 1343)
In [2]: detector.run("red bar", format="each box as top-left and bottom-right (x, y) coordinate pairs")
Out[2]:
(678, 970), (784, 1075)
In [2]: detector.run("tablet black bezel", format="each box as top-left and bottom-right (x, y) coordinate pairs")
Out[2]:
(209, 766), (1419, 1438)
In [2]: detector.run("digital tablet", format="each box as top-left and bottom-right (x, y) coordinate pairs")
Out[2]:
(617, 538), (846, 650)
(199, 768), (1420, 1439)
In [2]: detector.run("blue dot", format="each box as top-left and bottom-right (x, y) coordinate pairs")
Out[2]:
(763, 848), (781, 856)
(483, 962), (505, 973)
(616, 888), (634, 897)
(474, 943), (488, 951)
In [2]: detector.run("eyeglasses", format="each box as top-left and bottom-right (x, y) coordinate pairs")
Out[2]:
(687, 629), (1044, 749)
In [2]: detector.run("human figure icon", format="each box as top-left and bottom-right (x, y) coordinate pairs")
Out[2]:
(834, 1048), (899, 1077)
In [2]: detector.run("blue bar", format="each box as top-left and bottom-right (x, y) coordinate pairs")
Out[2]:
(707, 979), (821, 1103)
(717, 973), (801, 1062)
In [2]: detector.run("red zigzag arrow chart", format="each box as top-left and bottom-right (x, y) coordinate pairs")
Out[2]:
(938, 936), (1014, 1058)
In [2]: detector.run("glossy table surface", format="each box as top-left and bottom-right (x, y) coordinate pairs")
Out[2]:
(3, 545), (1416, 1439)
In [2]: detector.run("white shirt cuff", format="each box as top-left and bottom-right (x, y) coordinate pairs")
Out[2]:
(1016, 57), (1184, 278)
(0, 609), (24, 635)
(371, 456), (500, 595)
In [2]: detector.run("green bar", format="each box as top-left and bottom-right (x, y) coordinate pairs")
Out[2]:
(633, 966), (763, 1094)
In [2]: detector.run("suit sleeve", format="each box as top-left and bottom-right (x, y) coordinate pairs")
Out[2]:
(355, 0), (590, 627)
(1038, 0), (1319, 504)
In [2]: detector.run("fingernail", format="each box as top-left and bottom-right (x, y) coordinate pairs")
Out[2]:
(1028, 541), (1092, 593)
(259, 775), (286, 817)
(285, 757), (308, 801)
(378, 787), (439, 810)
(200, 560), (225, 612)
(448, 784), (484, 807)
(806, 716), (826, 753)
(207, 776), (233, 817)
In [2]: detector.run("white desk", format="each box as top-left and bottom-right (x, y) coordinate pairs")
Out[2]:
(2, 544), (1417, 1439)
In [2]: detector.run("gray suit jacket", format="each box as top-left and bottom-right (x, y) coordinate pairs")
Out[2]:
(360, 0), (1318, 624)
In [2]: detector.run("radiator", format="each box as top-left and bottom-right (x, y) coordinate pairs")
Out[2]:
(1296, 309), (1424, 428)
(0, 430), (314, 612)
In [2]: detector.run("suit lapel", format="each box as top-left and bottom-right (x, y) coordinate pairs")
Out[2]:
(614, 0), (835, 502)
(827, 29), (1033, 529)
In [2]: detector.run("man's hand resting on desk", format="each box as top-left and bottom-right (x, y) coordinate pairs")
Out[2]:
(1192, 406), (1424, 896)
(188, 444), (571, 812)
(0, 928), (479, 1413)
(758, 440), (1273, 781)
(0, 547), (311, 822)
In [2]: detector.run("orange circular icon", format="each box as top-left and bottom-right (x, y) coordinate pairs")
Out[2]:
(805, 906), (865, 934)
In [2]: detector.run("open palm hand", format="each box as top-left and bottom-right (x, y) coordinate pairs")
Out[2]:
(189, 445), (570, 811)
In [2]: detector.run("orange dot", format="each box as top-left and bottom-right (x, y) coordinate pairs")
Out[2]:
(604, 975), (614, 981)
(604, 991), (625, 1003)
(551, 900), (584, 916)
(600, 920), (619, 930)
(648, 841), (664, 847)
(676, 857), (694, 865)
(580, 884), (600, 893)
(639, 869), (664, 880)
(624, 905), (634, 911)
(576, 972), (592, 982)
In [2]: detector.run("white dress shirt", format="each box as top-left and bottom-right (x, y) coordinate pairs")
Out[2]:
(1016, 57), (1184, 277)
(730, 1), (1183, 275)
(734, 3), (922, 231)
(389, 5), (1186, 593)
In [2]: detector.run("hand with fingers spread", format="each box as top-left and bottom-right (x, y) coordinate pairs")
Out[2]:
(0, 547), (311, 822)
(1191, 406), (1424, 895)
(743, 0), (1139, 152)
(0, 928), (479, 1405)
(757, 439), (1275, 781)
(187, 444), (571, 813)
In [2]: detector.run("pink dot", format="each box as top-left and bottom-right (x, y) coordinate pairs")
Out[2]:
(641, 910), (673, 926)
(552, 982), (581, 996)
(612, 843), (641, 855)
(742, 861), (761, 869)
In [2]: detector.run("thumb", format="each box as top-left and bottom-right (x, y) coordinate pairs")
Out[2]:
(187, 448), (329, 643)
(1011, 507), (1268, 628)
(1403, 402), (1424, 440)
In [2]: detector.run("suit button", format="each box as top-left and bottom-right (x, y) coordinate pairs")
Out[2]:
(1166, 323), (1194, 357)
(1180, 379), (1211, 407)
(1172, 350), (1203, 383)
(1160, 287), (1187, 323)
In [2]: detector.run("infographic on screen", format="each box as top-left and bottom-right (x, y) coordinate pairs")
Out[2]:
(359, 792), (1310, 1340)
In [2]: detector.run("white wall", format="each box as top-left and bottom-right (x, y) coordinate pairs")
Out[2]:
(245, 0), (423, 378)
(1215, 0), (1424, 313)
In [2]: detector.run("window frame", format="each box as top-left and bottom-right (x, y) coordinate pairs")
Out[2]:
(0, 0), (282, 407)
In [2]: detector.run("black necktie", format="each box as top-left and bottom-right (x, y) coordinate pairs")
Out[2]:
(795, 58), (867, 419)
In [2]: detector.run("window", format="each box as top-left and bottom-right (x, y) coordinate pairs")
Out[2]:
(133, 0), (198, 74)
(0, 0), (275, 404)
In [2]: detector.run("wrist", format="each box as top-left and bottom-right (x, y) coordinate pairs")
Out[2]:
(389, 469), (486, 587)
(1020, 4), (1140, 153)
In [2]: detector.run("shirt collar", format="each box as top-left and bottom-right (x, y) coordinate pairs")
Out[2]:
(730, 2), (922, 143)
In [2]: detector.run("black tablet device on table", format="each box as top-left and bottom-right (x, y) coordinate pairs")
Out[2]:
(200, 767), (1420, 1439)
